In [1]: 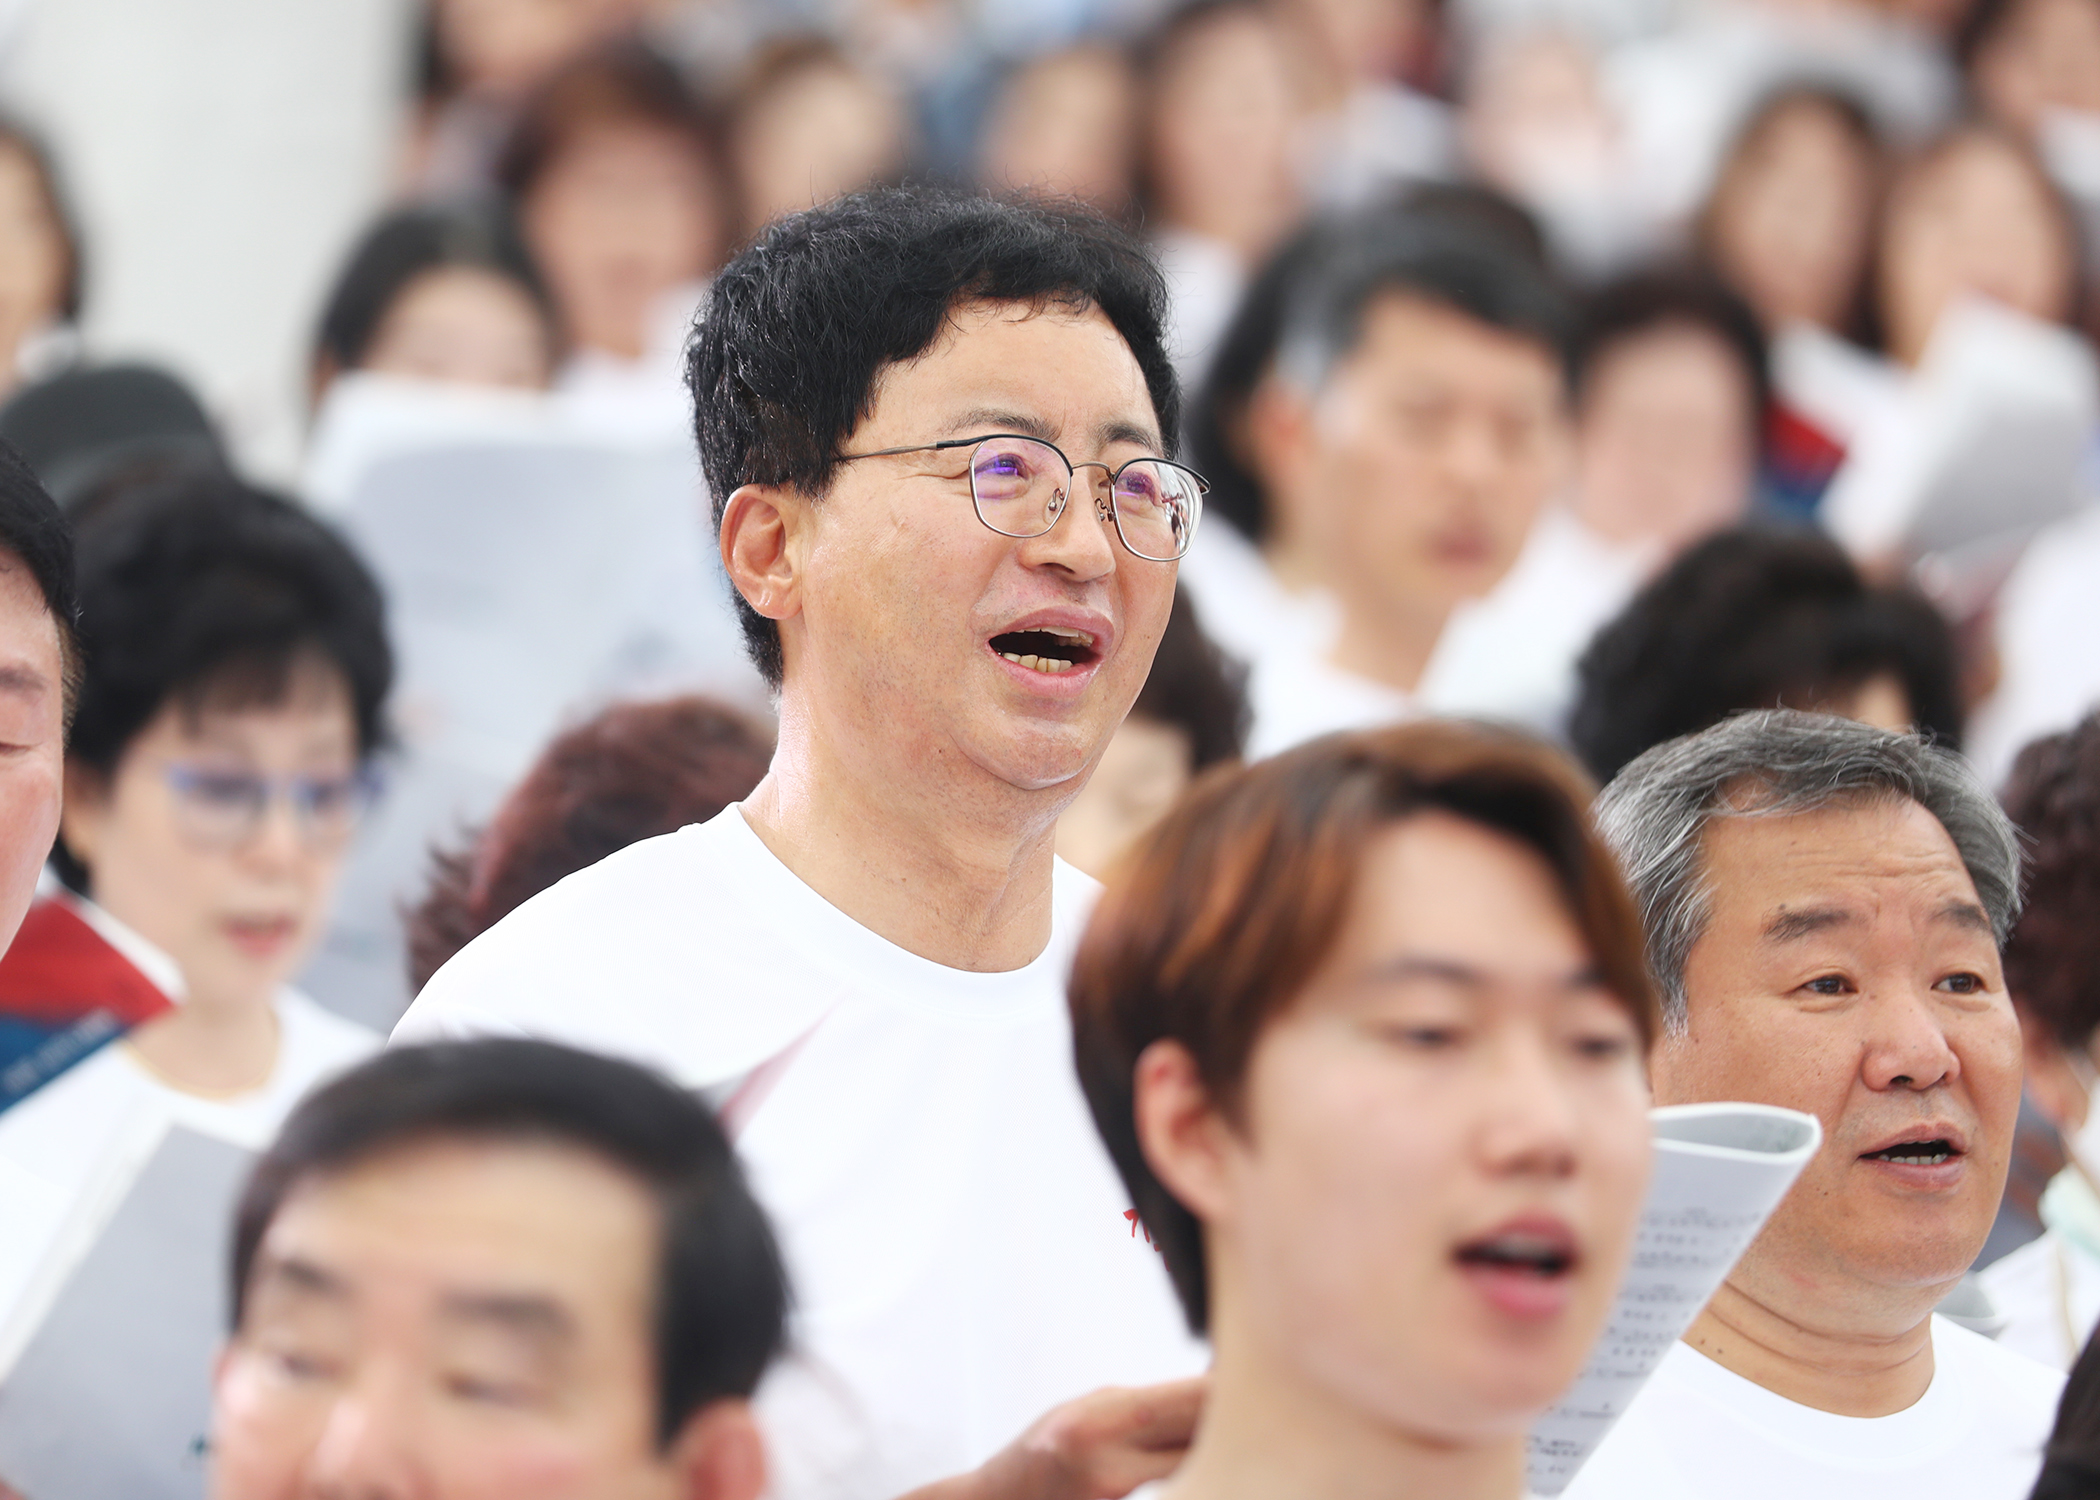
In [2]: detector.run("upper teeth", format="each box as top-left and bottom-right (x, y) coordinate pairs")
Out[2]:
(1040, 627), (1094, 644)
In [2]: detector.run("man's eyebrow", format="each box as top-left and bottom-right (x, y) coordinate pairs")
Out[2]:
(253, 1254), (352, 1304)
(941, 408), (1057, 442)
(1366, 955), (1607, 990)
(1935, 900), (1995, 937)
(1761, 906), (1858, 943)
(0, 661), (51, 700)
(436, 1290), (577, 1346)
(1094, 417), (1164, 455)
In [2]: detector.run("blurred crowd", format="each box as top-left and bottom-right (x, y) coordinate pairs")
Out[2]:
(2, 0), (2100, 1493)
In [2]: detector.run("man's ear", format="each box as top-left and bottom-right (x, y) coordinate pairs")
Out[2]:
(719, 483), (805, 625)
(664, 1398), (767, 1500)
(1133, 1038), (1236, 1227)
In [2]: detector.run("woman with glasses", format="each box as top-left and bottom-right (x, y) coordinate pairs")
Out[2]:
(0, 474), (390, 1329)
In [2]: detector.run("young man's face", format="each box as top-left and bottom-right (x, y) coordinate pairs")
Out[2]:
(1178, 812), (1650, 1440)
(0, 548), (63, 956)
(1656, 797), (2024, 1325)
(211, 1137), (760, 1500)
(772, 300), (1178, 797)
(1270, 292), (1568, 630)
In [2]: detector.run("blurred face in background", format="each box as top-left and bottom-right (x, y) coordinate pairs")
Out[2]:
(1574, 322), (1758, 556)
(1141, 811), (1651, 1442)
(1971, 0), (2100, 138)
(979, 45), (1139, 219)
(1273, 0), (1436, 97)
(60, 658), (363, 1018)
(1877, 130), (2077, 366)
(1258, 293), (1569, 685)
(0, 550), (64, 956)
(433, 0), (647, 102)
(357, 266), (554, 389)
(521, 120), (726, 362)
(1055, 713), (1194, 879)
(1705, 97), (1878, 334)
(731, 57), (908, 232)
(0, 138), (70, 383)
(1146, 5), (1303, 260)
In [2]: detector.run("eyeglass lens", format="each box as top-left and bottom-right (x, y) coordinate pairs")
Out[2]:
(167, 767), (372, 850)
(968, 437), (1198, 561)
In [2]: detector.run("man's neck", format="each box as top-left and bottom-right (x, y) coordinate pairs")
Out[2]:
(1683, 1275), (1940, 1418)
(1168, 1315), (1526, 1500)
(740, 700), (1061, 974)
(1327, 591), (1453, 697)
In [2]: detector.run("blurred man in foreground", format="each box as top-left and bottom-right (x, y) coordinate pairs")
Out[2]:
(211, 1038), (787, 1500)
(1566, 710), (2061, 1499)
(0, 440), (69, 957)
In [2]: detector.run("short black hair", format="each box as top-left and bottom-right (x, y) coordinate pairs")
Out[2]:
(231, 1039), (790, 1446)
(1191, 196), (1564, 544)
(1133, 586), (1248, 770)
(1568, 526), (1962, 782)
(314, 200), (555, 379)
(55, 475), (393, 887)
(0, 435), (75, 696)
(687, 184), (1179, 686)
(1275, 206), (1572, 395)
(1572, 267), (1770, 423)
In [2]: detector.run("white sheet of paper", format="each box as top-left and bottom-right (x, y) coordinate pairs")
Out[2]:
(0, 1124), (253, 1500)
(1526, 1102), (1822, 1496)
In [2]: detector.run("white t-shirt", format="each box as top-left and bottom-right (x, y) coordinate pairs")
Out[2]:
(1984, 1228), (2100, 1371)
(394, 806), (1209, 1500)
(0, 985), (380, 1337)
(1562, 1317), (2063, 1500)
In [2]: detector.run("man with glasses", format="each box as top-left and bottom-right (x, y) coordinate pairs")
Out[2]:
(0, 474), (387, 1340)
(398, 188), (1208, 1499)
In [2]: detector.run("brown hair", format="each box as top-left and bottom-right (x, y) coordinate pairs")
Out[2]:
(496, 39), (723, 203)
(408, 697), (772, 992)
(1069, 719), (1657, 1332)
(2001, 712), (2100, 1051)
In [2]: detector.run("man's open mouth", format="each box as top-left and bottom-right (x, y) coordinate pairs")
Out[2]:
(1860, 1138), (1958, 1166)
(989, 626), (1099, 675)
(1454, 1230), (1577, 1279)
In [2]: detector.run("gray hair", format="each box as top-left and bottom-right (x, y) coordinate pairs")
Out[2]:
(1593, 709), (2021, 1032)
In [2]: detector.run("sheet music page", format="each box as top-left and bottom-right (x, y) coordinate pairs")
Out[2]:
(1527, 1102), (1822, 1496)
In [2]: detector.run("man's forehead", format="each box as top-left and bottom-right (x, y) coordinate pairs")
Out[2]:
(870, 297), (1161, 445)
(1700, 796), (1984, 915)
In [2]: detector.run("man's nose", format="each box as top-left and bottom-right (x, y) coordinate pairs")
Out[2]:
(1861, 985), (1961, 1092)
(1477, 1028), (1580, 1178)
(1017, 472), (1119, 581)
(306, 1382), (421, 1500)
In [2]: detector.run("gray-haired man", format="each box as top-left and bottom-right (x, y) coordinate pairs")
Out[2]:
(1565, 710), (2063, 1500)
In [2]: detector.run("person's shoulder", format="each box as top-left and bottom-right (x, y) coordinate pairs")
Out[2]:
(395, 810), (835, 1088)
(407, 815), (734, 1015)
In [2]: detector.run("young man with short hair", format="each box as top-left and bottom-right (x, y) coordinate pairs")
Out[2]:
(397, 188), (1208, 1499)
(211, 1038), (787, 1500)
(1184, 210), (1579, 754)
(1565, 710), (2064, 1500)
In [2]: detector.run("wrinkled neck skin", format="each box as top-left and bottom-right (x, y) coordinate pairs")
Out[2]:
(1166, 1278), (1528, 1500)
(1682, 1263), (1939, 1418)
(739, 682), (1069, 975)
